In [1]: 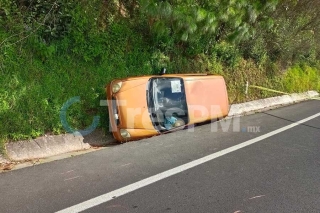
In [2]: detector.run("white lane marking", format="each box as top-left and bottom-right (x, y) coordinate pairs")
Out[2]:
(56, 112), (320, 213)
(248, 195), (265, 200)
(64, 176), (81, 181)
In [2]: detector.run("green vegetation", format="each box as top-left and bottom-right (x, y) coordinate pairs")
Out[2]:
(0, 0), (319, 146)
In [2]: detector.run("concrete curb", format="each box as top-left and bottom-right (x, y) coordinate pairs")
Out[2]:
(1, 90), (319, 163)
(3, 129), (115, 162)
(228, 91), (319, 117)
(6, 134), (90, 161)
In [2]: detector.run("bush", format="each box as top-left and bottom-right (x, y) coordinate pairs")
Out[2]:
(283, 64), (320, 93)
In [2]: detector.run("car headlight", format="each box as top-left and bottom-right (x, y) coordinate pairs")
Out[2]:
(112, 82), (122, 93)
(120, 129), (131, 138)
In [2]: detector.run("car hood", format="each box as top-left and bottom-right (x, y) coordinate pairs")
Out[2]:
(115, 79), (155, 130)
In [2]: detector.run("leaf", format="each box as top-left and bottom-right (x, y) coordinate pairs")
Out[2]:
(187, 22), (197, 34)
(0, 163), (14, 171)
(196, 8), (207, 22)
(181, 32), (189, 41)
(159, 1), (172, 18)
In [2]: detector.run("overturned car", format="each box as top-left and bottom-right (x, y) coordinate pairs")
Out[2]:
(106, 73), (229, 142)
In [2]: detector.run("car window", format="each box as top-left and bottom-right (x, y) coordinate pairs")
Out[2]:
(148, 77), (189, 131)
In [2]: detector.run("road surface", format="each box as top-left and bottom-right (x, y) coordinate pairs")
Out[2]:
(0, 100), (320, 213)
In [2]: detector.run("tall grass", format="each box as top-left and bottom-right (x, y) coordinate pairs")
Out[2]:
(0, 22), (153, 148)
(283, 64), (320, 92)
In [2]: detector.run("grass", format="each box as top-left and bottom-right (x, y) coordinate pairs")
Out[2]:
(0, 29), (319, 150)
(0, 36), (154, 148)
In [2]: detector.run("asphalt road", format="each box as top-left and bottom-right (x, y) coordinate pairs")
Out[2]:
(1, 100), (320, 213)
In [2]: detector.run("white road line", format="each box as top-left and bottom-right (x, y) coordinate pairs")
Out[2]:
(56, 112), (320, 213)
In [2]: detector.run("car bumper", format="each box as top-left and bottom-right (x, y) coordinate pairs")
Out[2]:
(106, 84), (158, 142)
(106, 84), (123, 141)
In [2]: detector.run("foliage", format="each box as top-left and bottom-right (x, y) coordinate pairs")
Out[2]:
(0, 0), (319, 147)
(139, 0), (278, 43)
(283, 64), (320, 92)
(241, 0), (320, 69)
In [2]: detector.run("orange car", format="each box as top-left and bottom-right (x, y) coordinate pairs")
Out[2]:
(106, 71), (229, 142)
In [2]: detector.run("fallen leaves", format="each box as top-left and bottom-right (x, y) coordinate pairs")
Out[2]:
(0, 163), (15, 171)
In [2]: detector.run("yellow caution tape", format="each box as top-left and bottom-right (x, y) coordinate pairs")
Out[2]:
(249, 85), (320, 100)
(249, 85), (289, 95)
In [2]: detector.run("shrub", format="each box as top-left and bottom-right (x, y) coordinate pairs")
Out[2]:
(283, 64), (320, 93)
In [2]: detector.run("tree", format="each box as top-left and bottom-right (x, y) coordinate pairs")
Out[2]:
(139, 0), (278, 44)
(243, 0), (320, 68)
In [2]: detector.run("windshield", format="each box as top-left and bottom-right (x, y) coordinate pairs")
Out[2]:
(147, 77), (189, 131)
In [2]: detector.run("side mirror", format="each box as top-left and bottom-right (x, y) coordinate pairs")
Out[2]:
(160, 67), (166, 75)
